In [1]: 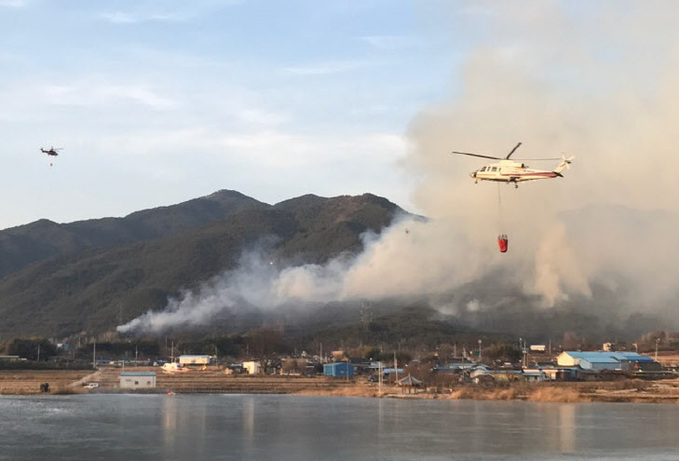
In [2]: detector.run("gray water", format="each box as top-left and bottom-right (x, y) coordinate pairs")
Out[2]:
(1, 394), (679, 460)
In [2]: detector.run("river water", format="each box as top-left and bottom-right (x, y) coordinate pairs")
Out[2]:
(1, 394), (679, 460)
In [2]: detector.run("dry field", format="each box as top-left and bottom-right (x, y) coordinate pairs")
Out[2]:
(655, 354), (679, 368)
(0, 369), (94, 394)
(2, 367), (679, 404)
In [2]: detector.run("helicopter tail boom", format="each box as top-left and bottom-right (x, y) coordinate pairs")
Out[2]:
(553, 155), (574, 174)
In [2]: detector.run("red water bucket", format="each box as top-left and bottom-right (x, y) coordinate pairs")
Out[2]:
(498, 234), (508, 253)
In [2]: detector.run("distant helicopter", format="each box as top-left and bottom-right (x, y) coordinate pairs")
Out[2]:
(451, 142), (574, 188)
(40, 147), (62, 156)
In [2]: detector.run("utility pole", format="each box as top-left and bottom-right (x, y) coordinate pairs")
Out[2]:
(92, 340), (96, 369)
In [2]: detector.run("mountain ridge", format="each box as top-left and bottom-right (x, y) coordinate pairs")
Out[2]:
(0, 190), (407, 339)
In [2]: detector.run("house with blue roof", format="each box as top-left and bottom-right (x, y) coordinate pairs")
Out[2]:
(557, 351), (660, 372)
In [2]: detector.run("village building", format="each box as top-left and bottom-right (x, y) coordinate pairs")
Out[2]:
(120, 371), (156, 389)
(324, 362), (355, 378)
(178, 355), (212, 366)
(397, 374), (422, 393)
(242, 361), (262, 375)
(0, 355), (21, 362)
(556, 351), (660, 372)
(524, 366), (579, 381)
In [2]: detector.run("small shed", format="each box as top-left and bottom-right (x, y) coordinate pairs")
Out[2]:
(324, 362), (355, 378)
(242, 361), (262, 375)
(120, 371), (156, 389)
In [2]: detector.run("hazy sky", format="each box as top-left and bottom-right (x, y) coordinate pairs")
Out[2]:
(0, 0), (473, 229)
(3, 2), (678, 234)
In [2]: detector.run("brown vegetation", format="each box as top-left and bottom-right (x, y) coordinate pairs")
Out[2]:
(527, 386), (588, 403)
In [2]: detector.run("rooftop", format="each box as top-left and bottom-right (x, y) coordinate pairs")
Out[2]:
(120, 372), (156, 377)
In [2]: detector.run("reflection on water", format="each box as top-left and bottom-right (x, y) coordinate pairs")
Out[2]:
(162, 395), (177, 448)
(242, 396), (255, 454)
(2, 394), (679, 460)
(559, 403), (576, 453)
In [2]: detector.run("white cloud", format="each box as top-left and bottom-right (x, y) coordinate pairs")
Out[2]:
(99, 0), (243, 24)
(0, 0), (28, 7)
(360, 35), (424, 51)
(40, 82), (175, 110)
(283, 60), (366, 76)
(237, 109), (289, 126)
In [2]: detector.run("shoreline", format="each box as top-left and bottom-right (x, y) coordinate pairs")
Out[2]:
(2, 368), (679, 404)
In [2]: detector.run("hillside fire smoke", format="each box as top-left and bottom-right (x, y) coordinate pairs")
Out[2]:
(119, 2), (679, 335)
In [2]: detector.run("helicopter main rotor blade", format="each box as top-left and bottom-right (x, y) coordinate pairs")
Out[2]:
(504, 142), (522, 159)
(451, 151), (502, 160)
(511, 157), (562, 161)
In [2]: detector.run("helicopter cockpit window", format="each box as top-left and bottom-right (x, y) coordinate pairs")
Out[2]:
(480, 166), (487, 172)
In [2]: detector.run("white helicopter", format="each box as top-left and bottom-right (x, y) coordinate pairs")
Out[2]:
(451, 142), (574, 188)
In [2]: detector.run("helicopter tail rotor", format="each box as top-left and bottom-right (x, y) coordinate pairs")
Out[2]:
(553, 155), (574, 175)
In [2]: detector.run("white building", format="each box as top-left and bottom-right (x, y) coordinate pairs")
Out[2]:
(242, 361), (261, 375)
(120, 371), (156, 389)
(178, 355), (212, 366)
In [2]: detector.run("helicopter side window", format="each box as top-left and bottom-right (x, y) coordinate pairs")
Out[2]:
(490, 167), (497, 172)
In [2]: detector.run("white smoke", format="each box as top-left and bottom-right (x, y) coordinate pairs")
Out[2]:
(117, 216), (503, 334)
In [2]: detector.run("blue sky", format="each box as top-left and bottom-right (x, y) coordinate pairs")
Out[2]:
(4, 1), (677, 232)
(0, 0), (477, 229)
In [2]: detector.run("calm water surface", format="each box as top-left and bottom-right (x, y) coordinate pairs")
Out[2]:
(1, 394), (679, 460)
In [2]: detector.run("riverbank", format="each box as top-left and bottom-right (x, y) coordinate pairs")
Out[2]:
(3, 367), (679, 403)
(297, 378), (679, 403)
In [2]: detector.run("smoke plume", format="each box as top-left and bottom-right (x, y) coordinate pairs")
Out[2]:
(119, 1), (679, 335)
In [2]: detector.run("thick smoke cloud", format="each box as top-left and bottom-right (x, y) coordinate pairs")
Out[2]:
(119, 1), (679, 334)
(404, 0), (679, 312)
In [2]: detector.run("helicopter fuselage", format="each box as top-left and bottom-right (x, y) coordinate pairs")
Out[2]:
(470, 159), (562, 184)
(41, 148), (60, 156)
